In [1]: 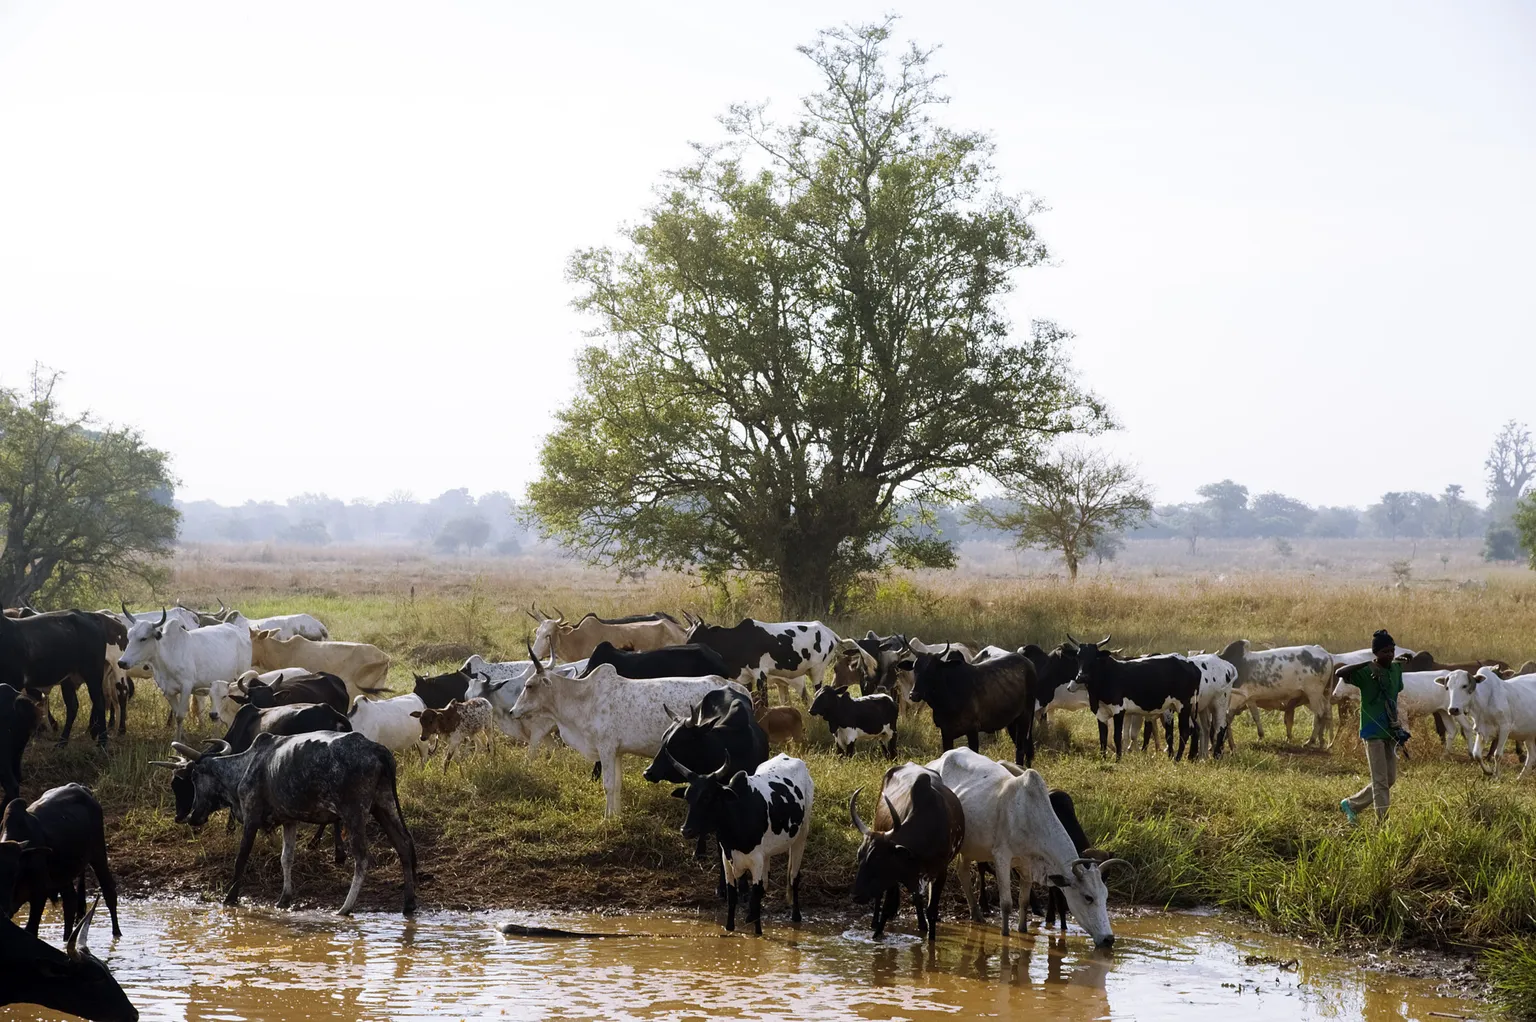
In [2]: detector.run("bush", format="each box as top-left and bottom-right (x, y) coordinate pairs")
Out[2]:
(1486, 523), (1522, 562)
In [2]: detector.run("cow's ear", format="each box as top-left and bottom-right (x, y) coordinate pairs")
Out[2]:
(1046, 873), (1072, 889)
(671, 788), (687, 799)
(1435, 676), (1448, 687)
(409, 710), (422, 718)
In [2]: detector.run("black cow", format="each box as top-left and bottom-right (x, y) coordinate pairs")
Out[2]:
(850, 763), (965, 941)
(0, 610), (110, 744)
(0, 892), (137, 1022)
(1016, 643), (1080, 766)
(157, 731), (417, 914)
(0, 684), (38, 806)
(1, 783), (122, 941)
(412, 669), (470, 710)
(909, 648), (1035, 764)
(581, 641), (732, 681)
(807, 686), (898, 758)
(1071, 637), (1200, 761)
(239, 671), (350, 715)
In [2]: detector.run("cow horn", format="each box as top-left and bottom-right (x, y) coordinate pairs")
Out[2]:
(664, 750), (699, 785)
(157, 606), (168, 627)
(66, 896), (99, 961)
(1098, 635), (1112, 648)
(121, 601), (136, 623)
(217, 598), (228, 615)
(664, 703), (682, 722)
(1066, 633), (1080, 647)
(201, 739), (232, 756)
(1096, 858), (1133, 877)
(884, 795), (904, 830)
(525, 642), (546, 676)
(170, 740), (202, 761)
(849, 787), (870, 838)
(147, 759), (182, 769)
(553, 606), (566, 622)
(1069, 856), (1096, 875)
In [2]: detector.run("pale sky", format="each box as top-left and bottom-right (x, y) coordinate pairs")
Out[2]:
(2, 1), (1533, 509)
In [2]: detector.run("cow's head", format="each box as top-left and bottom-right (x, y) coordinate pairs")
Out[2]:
(1066, 635), (1115, 713)
(526, 605), (569, 659)
(908, 644), (971, 705)
(509, 643), (558, 719)
(849, 786), (918, 903)
(0, 838), (51, 917)
(643, 702), (731, 784)
(3, 895), (136, 1022)
(1439, 668), (1483, 717)
(117, 607), (180, 671)
(1045, 855), (1127, 949)
(663, 754), (744, 840)
(150, 739), (233, 826)
(829, 640), (877, 691)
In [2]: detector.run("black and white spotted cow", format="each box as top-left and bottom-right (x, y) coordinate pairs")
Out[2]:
(684, 616), (840, 703)
(666, 752), (814, 935)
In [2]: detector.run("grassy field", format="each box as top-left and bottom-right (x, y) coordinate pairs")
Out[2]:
(26, 556), (1536, 1015)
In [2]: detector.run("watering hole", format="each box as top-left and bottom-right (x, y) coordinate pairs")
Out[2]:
(8, 900), (1482, 1021)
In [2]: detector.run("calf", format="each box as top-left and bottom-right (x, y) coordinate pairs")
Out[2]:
(348, 693), (429, 761)
(413, 697), (495, 768)
(1218, 640), (1334, 747)
(849, 762), (965, 941)
(930, 749), (1121, 943)
(1443, 667), (1536, 778)
(1068, 638), (1199, 761)
(0, 610), (111, 744)
(0, 684), (38, 805)
(808, 686), (897, 758)
(580, 641), (732, 681)
(752, 693), (804, 748)
(0, 898), (136, 1022)
(1, 783), (121, 941)
(155, 731), (418, 914)
(909, 647), (1034, 763)
(685, 616), (840, 702)
(668, 753), (813, 934)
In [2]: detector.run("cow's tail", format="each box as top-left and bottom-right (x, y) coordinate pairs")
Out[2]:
(382, 751), (419, 875)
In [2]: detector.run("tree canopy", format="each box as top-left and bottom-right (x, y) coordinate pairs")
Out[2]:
(0, 368), (178, 606)
(529, 20), (1103, 614)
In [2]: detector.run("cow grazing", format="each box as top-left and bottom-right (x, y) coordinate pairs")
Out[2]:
(0, 609), (111, 744)
(412, 667), (470, 709)
(1069, 638), (1200, 761)
(850, 763), (965, 941)
(0, 685), (37, 806)
(1443, 667), (1536, 778)
(929, 749), (1122, 942)
(529, 608), (688, 663)
(154, 731), (418, 915)
(579, 641), (733, 682)
(510, 650), (744, 817)
(668, 753), (813, 934)
(118, 607), (252, 741)
(0, 898), (137, 1022)
(348, 693), (429, 761)
(751, 694), (805, 748)
(828, 639), (879, 692)
(808, 686), (898, 758)
(909, 646), (1035, 764)
(413, 697), (495, 768)
(250, 631), (391, 697)
(685, 616), (840, 703)
(1218, 640), (1334, 748)
(1, 783), (121, 941)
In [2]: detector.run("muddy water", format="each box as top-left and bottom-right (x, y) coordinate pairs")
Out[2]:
(7, 901), (1480, 1022)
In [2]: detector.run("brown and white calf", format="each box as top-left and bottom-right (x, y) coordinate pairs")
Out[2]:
(412, 697), (495, 768)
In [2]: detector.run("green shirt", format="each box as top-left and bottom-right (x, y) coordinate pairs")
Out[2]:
(1354, 661), (1404, 741)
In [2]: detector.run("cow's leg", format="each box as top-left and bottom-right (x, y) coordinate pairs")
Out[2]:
(714, 841), (729, 901)
(225, 822), (261, 906)
(883, 726), (897, 760)
(175, 688), (193, 744)
(940, 730), (955, 753)
(90, 849), (123, 938)
(600, 752), (622, 817)
(1176, 705), (1193, 762)
(909, 880), (929, 933)
(1113, 714), (1125, 761)
(926, 873), (946, 942)
(442, 732), (460, 771)
(790, 867), (802, 924)
(277, 822), (299, 909)
(994, 852), (1014, 936)
(1283, 702), (1298, 744)
(966, 730), (980, 752)
(1520, 741), (1536, 781)
(57, 682), (80, 745)
(1248, 704), (1265, 739)
(725, 873), (739, 932)
(1491, 725), (1511, 778)
(337, 815), (371, 916)
(958, 855), (982, 922)
(749, 881), (765, 936)
(371, 803), (418, 915)
(590, 761), (603, 783)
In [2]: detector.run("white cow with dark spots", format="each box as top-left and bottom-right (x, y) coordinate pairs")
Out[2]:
(1218, 641), (1334, 748)
(684, 617), (841, 703)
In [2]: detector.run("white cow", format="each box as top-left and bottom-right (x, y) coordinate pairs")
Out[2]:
(247, 614), (329, 641)
(509, 659), (744, 817)
(117, 609), (252, 741)
(1218, 640), (1334, 747)
(930, 748), (1123, 944)
(459, 654), (587, 755)
(348, 693), (430, 762)
(1186, 652), (1237, 759)
(1332, 669), (1474, 753)
(1443, 667), (1536, 778)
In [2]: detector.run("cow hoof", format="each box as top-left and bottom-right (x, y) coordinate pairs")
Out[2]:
(403, 898), (418, 916)
(223, 894), (241, 907)
(54, 738), (69, 749)
(791, 910), (801, 924)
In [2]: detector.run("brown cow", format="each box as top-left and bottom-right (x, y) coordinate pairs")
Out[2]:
(527, 607), (687, 663)
(412, 697), (495, 769)
(751, 692), (804, 748)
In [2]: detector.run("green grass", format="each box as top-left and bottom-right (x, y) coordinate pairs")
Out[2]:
(38, 568), (1536, 1016)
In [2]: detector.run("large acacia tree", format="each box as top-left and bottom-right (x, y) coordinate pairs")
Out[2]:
(530, 21), (1104, 615)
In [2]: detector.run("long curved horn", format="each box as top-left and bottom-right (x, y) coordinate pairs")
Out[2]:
(1066, 633), (1080, 647)
(1098, 635), (1112, 648)
(66, 896), (100, 961)
(1096, 858), (1133, 877)
(849, 787), (870, 837)
(884, 795), (904, 830)
(121, 601), (136, 623)
(525, 606), (541, 622)
(664, 750), (699, 784)
(170, 740), (203, 761)
(200, 738), (232, 756)
(157, 606), (169, 627)
(553, 606), (566, 622)
(147, 759), (183, 769)
(664, 703), (682, 722)
(525, 642), (547, 676)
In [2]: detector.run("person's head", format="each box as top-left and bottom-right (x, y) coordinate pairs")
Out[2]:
(1371, 629), (1395, 667)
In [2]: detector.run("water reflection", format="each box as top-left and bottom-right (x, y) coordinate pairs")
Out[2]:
(3, 901), (1474, 1022)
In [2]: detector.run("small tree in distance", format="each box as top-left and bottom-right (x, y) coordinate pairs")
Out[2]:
(970, 447), (1151, 581)
(1513, 494), (1536, 570)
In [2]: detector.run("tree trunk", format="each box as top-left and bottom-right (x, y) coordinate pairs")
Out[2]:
(777, 551), (838, 620)
(1065, 553), (1079, 582)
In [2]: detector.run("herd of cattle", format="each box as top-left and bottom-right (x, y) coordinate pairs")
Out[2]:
(3, 601), (1536, 1022)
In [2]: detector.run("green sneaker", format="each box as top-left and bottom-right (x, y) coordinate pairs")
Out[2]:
(1340, 799), (1359, 824)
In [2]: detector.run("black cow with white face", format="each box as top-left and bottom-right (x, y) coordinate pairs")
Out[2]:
(1068, 636), (1200, 761)
(668, 752), (813, 935)
(581, 641), (732, 681)
(684, 616), (840, 703)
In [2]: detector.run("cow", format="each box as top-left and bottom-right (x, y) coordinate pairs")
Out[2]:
(930, 748), (1123, 944)
(153, 730), (418, 915)
(412, 667), (470, 709)
(249, 631), (390, 697)
(460, 654), (587, 757)
(238, 671), (351, 715)
(1017, 643), (1086, 765)
(828, 639), (879, 692)
(1332, 669), (1473, 753)
(1187, 652), (1238, 759)
(1400, 651), (1511, 675)
(0, 609), (111, 744)
(666, 753), (813, 935)
(509, 649), (744, 817)
(751, 693), (805, 748)
(1443, 667), (1536, 778)
(1, 784), (121, 941)
(908, 637), (980, 660)
(220, 702), (352, 755)
(529, 608), (688, 662)
(849, 763), (964, 941)
(1219, 640), (1334, 747)
(642, 688), (767, 785)
(247, 613), (329, 641)
(118, 607), (251, 741)
(348, 693), (429, 761)
(0, 685), (38, 806)
(579, 641), (733, 682)
(92, 612), (132, 737)
(0, 897), (137, 1022)
(1068, 638), (1200, 761)
(413, 697), (495, 768)
(807, 686), (898, 757)
(209, 668), (320, 722)
(909, 646), (1034, 763)
(684, 616), (840, 703)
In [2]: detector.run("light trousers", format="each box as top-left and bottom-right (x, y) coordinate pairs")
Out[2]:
(1346, 739), (1397, 820)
